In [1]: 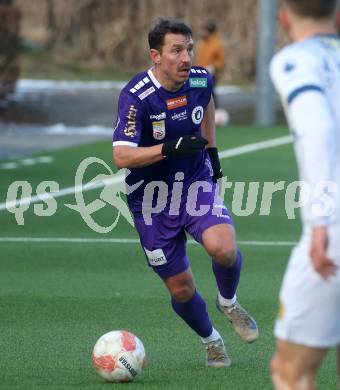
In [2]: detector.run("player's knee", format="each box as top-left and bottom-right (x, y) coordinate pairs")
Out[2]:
(170, 285), (195, 303)
(271, 354), (312, 390)
(210, 244), (237, 267)
(271, 355), (288, 390)
(270, 354), (295, 389)
(271, 371), (288, 390)
(270, 354), (279, 381)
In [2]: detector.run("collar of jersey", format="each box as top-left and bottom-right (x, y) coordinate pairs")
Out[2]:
(147, 68), (188, 95)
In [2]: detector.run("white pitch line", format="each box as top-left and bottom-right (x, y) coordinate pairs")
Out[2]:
(237, 240), (296, 247)
(0, 135), (292, 212)
(0, 155), (54, 170)
(0, 236), (297, 247)
(1, 174), (125, 211)
(218, 135), (292, 159)
(0, 237), (139, 244)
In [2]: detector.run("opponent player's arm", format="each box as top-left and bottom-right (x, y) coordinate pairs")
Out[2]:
(288, 90), (338, 278)
(288, 89), (336, 226)
(270, 49), (338, 278)
(201, 97), (223, 182)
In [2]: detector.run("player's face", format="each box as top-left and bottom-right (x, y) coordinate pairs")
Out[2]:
(152, 33), (194, 91)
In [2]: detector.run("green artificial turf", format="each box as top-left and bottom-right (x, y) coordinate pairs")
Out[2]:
(0, 126), (337, 389)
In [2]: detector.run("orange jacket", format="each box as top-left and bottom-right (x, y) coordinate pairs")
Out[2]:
(195, 33), (225, 73)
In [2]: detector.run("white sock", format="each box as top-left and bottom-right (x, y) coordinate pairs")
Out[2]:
(218, 292), (236, 307)
(201, 328), (222, 344)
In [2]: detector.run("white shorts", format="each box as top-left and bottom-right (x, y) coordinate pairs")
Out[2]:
(274, 224), (340, 348)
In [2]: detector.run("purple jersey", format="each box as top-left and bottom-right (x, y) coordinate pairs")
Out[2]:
(113, 66), (214, 213)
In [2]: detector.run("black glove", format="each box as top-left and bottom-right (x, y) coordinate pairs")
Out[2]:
(207, 147), (223, 182)
(162, 135), (208, 157)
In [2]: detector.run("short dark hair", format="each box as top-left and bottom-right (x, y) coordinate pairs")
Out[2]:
(284, 0), (337, 19)
(148, 18), (192, 52)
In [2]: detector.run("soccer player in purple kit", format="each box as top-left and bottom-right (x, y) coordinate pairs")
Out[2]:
(112, 18), (258, 367)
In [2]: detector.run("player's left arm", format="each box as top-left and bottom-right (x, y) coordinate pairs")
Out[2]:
(201, 96), (216, 147)
(310, 225), (337, 279)
(289, 91), (338, 278)
(201, 97), (223, 182)
(270, 50), (338, 278)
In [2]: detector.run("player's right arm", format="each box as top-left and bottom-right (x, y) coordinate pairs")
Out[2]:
(113, 144), (163, 169)
(112, 90), (161, 169)
(113, 137), (208, 169)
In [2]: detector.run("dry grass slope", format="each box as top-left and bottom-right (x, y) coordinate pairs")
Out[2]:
(16, 0), (285, 81)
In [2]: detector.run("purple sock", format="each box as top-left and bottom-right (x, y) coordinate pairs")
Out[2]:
(212, 249), (243, 299)
(171, 290), (213, 338)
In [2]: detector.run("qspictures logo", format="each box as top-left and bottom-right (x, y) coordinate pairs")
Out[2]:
(4, 156), (339, 233)
(5, 157), (140, 233)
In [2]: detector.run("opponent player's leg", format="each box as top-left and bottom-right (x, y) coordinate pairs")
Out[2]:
(271, 339), (327, 390)
(163, 267), (230, 367)
(202, 223), (258, 342)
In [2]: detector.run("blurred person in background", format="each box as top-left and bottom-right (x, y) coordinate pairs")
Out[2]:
(195, 21), (225, 108)
(270, 0), (340, 388)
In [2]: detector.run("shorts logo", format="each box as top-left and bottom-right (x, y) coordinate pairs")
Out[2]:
(191, 106), (204, 125)
(166, 96), (187, 110)
(144, 247), (167, 266)
(123, 105), (137, 137)
(152, 120), (166, 140)
(189, 78), (207, 88)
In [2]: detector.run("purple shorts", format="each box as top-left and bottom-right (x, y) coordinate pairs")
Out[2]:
(133, 183), (233, 279)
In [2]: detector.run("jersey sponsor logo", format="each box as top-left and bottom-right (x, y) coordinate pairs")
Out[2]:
(138, 86), (155, 100)
(189, 78), (207, 88)
(191, 106), (204, 125)
(144, 247), (167, 266)
(152, 120), (166, 140)
(166, 95), (187, 110)
(150, 112), (166, 121)
(123, 105), (137, 137)
(171, 109), (187, 121)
